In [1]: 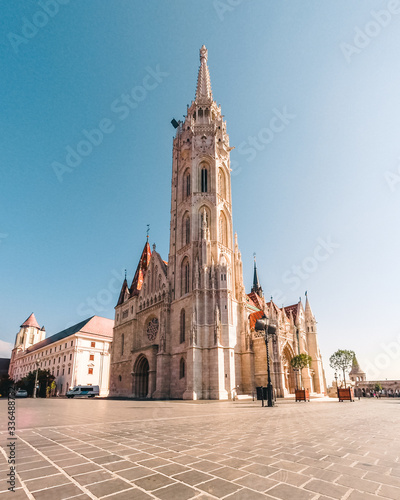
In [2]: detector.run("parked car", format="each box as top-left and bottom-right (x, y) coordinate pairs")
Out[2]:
(66, 385), (99, 398)
(15, 389), (28, 398)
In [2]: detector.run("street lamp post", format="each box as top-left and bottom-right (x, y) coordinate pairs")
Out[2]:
(334, 371), (338, 398)
(255, 314), (277, 407)
(33, 360), (40, 398)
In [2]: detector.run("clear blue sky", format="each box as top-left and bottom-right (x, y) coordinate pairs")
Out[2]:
(1, 0), (400, 385)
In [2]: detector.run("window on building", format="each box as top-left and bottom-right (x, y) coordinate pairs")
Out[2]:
(121, 334), (124, 356)
(50, 348), (52, 353)
(65, 343), (67, 348)
(180, 309), (185, 343)
(183, 170), (190, 198)
(57, 368), (59, 376)
(91, 342), (95, 348)
(71, 341), (73, 346)
(88, 368), (93, 375)
(68, 367), (70, 375)
(62, 369), (64, 376)
(219, 211), (228, 246)
(179, 358), (185, 379)
(185, 216), (190, 245)
(58, 357), (61, 363)
(201, 167), (208, 192)
(181, 258), (190, 295)
(89, 354), (94, 361)
(53, 359), (55, 365)
(70, 354), (72, 360)
(59, 345), (61, 351)
(63, 356), (66, 362)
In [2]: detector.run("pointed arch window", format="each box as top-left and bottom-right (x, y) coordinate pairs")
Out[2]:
(183, 170), (190, 199)
(219, 211), (228, 246)
(179, 358), (186, 379)
(186, 172), (190, 197)
(121, 333), (124, 356)
(180, 309), (185, 343)
(185, 216), (190, 245)
(181, 258), (190, 295)
(219, 168), (226, 199)
(201, 167), (208, 193)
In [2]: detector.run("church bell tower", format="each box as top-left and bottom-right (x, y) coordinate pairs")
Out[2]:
(167, 46), (244, 399)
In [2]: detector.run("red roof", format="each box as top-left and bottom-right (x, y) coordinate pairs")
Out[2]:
(20, 313), (40, 329)
(249, 310), (264, 330)
(284, 303), (298, 322)
(81, 316), (114, 338)
(130, 240), (152, 296)
(247, 292), (264, 311)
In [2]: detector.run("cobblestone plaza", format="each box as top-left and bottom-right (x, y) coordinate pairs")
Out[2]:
(1, 398), (399, 499)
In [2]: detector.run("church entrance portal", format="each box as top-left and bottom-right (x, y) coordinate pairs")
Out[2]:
(134, 356), (149, 398)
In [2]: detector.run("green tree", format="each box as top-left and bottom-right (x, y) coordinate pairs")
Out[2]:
(0, 375), (14, 398)
(374, 383), (382, 393)
(18, 369), (55, 397)
(329, 350), (355, 388)
(290, 353), (312, 389)
(50, 380), (57, 397)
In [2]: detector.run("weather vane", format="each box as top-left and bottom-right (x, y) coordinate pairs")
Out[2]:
(146, 224), (150, 240)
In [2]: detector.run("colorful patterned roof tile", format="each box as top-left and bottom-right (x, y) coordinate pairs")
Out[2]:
(130, 240), (152, 296)
(284, 303), (298, 322)
(247, 292), (264, 311)
(249, 310), (265, 330)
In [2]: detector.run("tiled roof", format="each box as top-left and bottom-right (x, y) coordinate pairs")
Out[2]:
(284, 303), (298, 322)
(25, 316), (114, 354)
(20, 313), (40, 329)
(249, 310), (264, 330)
(247, 292), (263, 311)
(130, 241), (152, 297)
(117, 279), (129, 307)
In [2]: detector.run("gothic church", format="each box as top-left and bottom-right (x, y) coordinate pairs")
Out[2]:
(109, 46), (326, 399)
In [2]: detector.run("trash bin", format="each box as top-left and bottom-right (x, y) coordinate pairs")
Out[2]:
(256, 387), (268, 400)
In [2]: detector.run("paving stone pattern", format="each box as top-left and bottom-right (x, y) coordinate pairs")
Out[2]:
(0, 399), (399, 499)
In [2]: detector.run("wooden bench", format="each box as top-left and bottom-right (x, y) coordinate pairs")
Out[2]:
(338, 388), (354, 402)
(295, 389), (310, 402)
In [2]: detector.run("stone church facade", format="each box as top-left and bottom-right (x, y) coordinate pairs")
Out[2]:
(109, 46), (326, 400)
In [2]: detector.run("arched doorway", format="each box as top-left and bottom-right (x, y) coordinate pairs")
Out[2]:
(134, 356), (149, 398)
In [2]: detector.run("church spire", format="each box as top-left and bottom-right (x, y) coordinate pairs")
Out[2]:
(251, 254), (263, 297)
(305, 291), (314, 321)
(195, 45), (213, 102)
